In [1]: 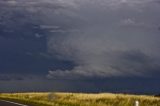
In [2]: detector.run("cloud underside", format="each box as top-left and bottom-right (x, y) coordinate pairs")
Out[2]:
(46, 0), (160, 79)
(0, 0), (160, 79)
(47, 46), (160, 79)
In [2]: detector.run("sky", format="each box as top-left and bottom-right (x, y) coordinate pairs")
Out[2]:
(0, 0), (160, 94)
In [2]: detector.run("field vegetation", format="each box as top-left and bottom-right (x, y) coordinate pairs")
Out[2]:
(0, 92), (160, 106)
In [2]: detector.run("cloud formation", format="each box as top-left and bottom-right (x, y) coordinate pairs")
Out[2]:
(0, 0), (160, 79)
(47, 0), (160, 79)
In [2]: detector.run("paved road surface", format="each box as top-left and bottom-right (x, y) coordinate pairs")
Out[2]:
(0, 100), (28, 106)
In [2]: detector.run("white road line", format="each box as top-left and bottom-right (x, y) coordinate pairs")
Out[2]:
(0, 100), (28, 106)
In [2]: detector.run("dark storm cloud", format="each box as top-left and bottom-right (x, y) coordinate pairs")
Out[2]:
(1, 0), (160, 79)
(1, 76), (160, 94)
(0, 74), (34, 81)
(0, 0), (70, 40)
(0, 0), (160, 93)
(109, 50), (160, 77)
(47, 50), (160, 79)
(0, 0), (75, 74)
(46, 0), (160, 79)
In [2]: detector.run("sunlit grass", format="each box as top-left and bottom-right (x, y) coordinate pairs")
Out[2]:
(0, 92), (160, 106)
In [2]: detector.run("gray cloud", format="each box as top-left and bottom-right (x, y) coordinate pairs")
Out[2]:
(46, 0), (160, 79)
(0, 0), (160, 79)
(47, 49), (160, 79)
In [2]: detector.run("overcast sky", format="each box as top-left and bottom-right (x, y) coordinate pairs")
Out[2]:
(0, 0), (160, 94)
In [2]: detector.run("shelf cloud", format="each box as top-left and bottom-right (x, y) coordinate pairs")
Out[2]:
(0, 0), (160, 79)
(46, 0), (160, 79)
(0, 0), (160, 93)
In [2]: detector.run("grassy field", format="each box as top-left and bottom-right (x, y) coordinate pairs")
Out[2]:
(0, 92), (160, 106)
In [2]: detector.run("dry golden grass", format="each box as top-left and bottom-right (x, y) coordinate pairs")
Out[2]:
(0, 92), (160, 106)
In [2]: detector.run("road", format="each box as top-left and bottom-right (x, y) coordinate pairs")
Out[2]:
(0, 100), (28, 106)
